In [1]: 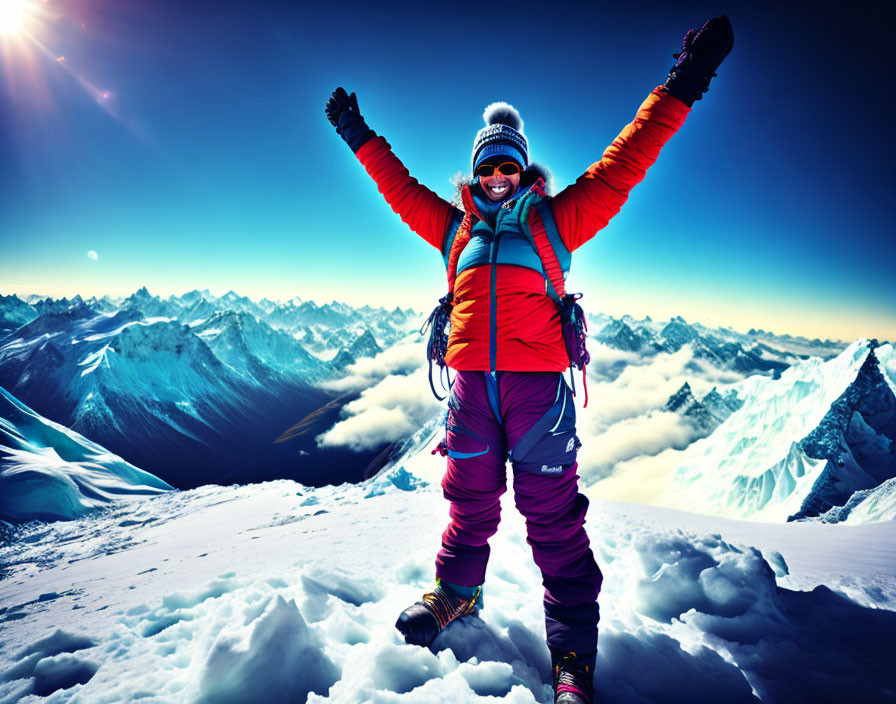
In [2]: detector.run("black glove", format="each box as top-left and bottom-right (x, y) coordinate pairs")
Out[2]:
(325, 87), (375, 153)
(663, 15), (734, 107)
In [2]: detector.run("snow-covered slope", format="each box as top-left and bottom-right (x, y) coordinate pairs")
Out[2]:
(877, 342), (896, 395)
(664, 340), (896, 522)
(0, 462), (893, 703)
(817, 476), (896, 524)
(0, 386), (172, 523)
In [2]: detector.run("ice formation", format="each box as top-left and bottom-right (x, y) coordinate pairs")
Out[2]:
(0, 386), (172, 523)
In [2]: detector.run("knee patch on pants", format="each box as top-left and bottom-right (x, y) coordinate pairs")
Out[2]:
(509, 378), (581, 476)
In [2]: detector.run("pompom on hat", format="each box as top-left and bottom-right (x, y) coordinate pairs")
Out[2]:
(472, 102), (529, 172)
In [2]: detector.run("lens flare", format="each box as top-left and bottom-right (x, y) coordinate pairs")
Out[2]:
(1, 0), (121, 122)
(0, 0), (30, 37)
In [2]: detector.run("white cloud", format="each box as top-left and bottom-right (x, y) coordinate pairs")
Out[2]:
(319, 338), (424, 393)
(87, 250), (98, 261)
(587, 342), (643, 368)
(577, 411), (699, 485)
(316, 369), (443, 452)
(573, 344), (748, 497)
(316, 406), (418, 452)
(580, 347), (697, 428)
(579, 346), (745, 431)
(317, 334), (747, 490)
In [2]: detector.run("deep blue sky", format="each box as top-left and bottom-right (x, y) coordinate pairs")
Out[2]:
(1, 0), (894, 340)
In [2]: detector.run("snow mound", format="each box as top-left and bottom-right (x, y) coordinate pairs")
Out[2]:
(196, 595), (338, 704)
(0, 629), (99, 701)
(0, 385), (172, 523)
(1, 474), (895, 702)
(618, 528), (896, 703)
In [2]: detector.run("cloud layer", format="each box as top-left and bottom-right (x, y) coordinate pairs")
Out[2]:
(317, 338), (745, 497)
(574, 345), (745, 489)
(316, 339), (443, 452)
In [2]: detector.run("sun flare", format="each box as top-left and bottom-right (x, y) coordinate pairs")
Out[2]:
(0, 0), (29, 37)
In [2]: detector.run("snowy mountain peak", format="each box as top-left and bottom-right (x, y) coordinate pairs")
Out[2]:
(666, 339), (896, 521)
(701, 386), (743, 424)
(114, 320), (219, 366)
(16, 302), (96, 339)
(0, 294), (38, 333)
(791, 345), (896, 519)
(348, 329), (381, 359)
(329, 348), (356, 370)
(596, 319), (645, 353)
(129, 286), (154, 301)
(664, 381), (695, 413)
(659, 317), (698, 351)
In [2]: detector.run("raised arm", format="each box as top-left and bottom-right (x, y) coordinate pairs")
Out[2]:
(326, 87), (460, 252)
(550, 15), (734, 252)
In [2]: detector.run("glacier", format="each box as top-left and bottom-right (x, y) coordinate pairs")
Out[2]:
(662, 340), (896, 521)
(0, 386), (172, 523)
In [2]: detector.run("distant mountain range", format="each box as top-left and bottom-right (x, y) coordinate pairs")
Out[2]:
(663, 381), (743, 437)
(2, 290), (893, 527)
(0, 290), (420, 489)
(590, 313), (846, 378)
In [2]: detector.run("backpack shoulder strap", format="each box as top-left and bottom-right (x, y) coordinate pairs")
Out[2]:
(521, 184), (567, 301)
(446, 211), (472, 297)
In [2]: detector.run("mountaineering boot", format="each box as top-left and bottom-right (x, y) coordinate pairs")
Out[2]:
(551, 649), (596, 704)
(395, 581), (482, 647)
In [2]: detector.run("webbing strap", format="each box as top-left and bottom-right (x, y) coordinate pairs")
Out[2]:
(446, 186), (482, 294)
(509, 376), (566, 462)
(485, 372), (503, 426)
(525, 205), (566, 300)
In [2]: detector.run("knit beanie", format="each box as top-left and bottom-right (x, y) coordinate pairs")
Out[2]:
(472, 102), (528, 172)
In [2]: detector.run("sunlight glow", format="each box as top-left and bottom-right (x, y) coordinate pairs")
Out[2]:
(0, 0), (30, 37)
(1, 0), (121, 121)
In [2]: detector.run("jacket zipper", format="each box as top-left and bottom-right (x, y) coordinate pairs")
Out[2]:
(489, 196), (530, 373)
(472, 184), (539, 374)
(489, 234), (498, 373)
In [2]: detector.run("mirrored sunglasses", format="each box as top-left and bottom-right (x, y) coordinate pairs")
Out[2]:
(475, 161), (521, 178)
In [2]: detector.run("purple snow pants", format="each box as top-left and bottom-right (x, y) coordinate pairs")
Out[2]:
(435, 370), (603, 655)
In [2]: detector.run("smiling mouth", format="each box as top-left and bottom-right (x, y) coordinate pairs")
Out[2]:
(488, 184), (509, 195)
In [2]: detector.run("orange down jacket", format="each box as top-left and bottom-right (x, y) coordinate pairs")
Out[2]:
(354, 87), (690, 372)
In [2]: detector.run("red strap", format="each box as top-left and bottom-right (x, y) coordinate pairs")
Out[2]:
(582, 365), (588, 408)
(446, 186), (483, 295)
(446, 211), (472, 295)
